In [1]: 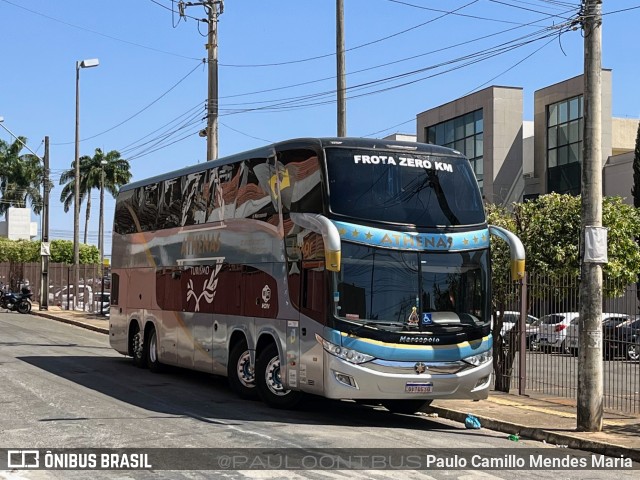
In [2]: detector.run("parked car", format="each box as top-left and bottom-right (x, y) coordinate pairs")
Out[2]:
(537, 312), (580, 351)
(564, 313), (630, 356)
(94, 292), (111, 316)
(497, 311), (540, 350)
(53, 284), (94, 311)
(604, 316), (640, 361)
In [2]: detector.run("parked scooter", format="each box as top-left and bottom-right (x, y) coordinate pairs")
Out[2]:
(0, 285), (33, 314)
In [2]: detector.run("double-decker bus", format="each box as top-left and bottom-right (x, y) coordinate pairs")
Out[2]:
(110, 137), (524, 413)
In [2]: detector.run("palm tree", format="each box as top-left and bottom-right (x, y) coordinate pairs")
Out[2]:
(59, 148), (132, 246)
(0, 137), (43, 215)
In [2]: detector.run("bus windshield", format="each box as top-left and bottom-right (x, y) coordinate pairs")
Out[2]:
(334, 243), (488, 330)
(326, 147), (485, 227)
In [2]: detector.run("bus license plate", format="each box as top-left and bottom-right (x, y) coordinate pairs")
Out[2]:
(405, 382), (433, 393)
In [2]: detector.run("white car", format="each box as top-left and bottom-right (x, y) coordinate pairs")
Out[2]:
(53, 285), (94, 311)
(537, 312), (580, 351)
(94, 292), (111, 316)
(564, 313), (630, 356)
(497, 311), (540, 349)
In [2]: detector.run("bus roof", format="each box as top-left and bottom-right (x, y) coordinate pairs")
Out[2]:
(120, 137), (462, 192)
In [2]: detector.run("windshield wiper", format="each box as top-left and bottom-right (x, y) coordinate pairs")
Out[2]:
(346, 320), (405, 335)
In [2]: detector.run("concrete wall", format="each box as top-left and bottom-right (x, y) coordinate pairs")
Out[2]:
(382, 133), (417, 142)
(603, 152), (634, 204)
(0, 207), (38, 240)
(416, 86), (524, 206)
(612, 118), (638, 156)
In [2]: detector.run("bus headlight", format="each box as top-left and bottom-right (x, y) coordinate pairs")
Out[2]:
(463, 351), (492, 366)
(315, 334), (374, 364)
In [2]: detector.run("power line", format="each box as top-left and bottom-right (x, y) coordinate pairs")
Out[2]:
(219, 0), (480, 68)
(383, 0), (575, 23)
(0, 0), (201, 60)
(214, 19), (576, 116)
(53, 62), (205, 146)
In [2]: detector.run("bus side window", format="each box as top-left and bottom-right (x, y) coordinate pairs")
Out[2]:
(277, 148), (323, 214)
(158, 177), (181, 229)
(301, 261), (326, 324)
(235, 157), (277, 223)
(111, 273), (119, 305)
(181, 172), (207, 226)
(138, 184), (158, 232)
(114, 190), (137, 234)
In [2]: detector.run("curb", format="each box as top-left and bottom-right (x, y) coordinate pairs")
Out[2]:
(425, 405), (640, 463)
(33, 311), (109, 335)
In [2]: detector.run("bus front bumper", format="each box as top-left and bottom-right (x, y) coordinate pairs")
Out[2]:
(322, 351), (493, 401)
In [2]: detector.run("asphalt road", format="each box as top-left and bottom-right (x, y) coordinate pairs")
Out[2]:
(0, 312), (637, 480)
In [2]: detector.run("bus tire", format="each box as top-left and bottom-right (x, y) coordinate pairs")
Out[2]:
(382, 399), (432, 415)
(130, 323), (145, 368)
(255, 342), (302, 409)
(228, 340), (258, 399)
(146, 326), (164, 373)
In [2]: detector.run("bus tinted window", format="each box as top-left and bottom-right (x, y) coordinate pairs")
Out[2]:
(158, 177), (181, 229)
(235, 158), (278, 223)
(278, 149), (323, 213)
(326, 148), (485, 227)
(114, 189), (137, 234)
(138, 183), (159, 231)
(181, 171), (208, 226)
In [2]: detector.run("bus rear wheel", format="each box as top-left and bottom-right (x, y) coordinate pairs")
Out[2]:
(382, 399), (432, 415)
(130, 324), (145, 368)
(146, 326), (164, 373)
(228, 340), (258, 399)
(255, 342), (302, 409)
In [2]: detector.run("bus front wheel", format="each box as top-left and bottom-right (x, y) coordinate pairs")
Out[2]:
(228, 340), (258, 399)
(255, 342), (302, 409)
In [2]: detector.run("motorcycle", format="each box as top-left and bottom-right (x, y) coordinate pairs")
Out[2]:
(0, 285), (33, 314)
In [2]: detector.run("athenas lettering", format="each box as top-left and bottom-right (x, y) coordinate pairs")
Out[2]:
(181, 233), (221, 256)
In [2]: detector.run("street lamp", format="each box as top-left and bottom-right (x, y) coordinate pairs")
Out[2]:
(74, 58), (99, 310)
(0, 117), (51, 310)
(99, 158), (107, 315)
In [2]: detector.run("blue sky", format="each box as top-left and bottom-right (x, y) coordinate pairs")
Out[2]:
(1, 0), (639, 257)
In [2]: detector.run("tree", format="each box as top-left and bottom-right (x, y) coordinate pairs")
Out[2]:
(487, 193), (640, 391)
(631, 121), (640, 303)
(511, 194), (640, 295)
(0, 137), (43, 215)
(486, 203), (520, 392)
(59, 148), (131, 245)
(0, 238), (98, 264)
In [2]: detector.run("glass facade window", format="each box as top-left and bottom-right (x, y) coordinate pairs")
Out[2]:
(547, 95), (583, 195)
(426, 109), (484, 191)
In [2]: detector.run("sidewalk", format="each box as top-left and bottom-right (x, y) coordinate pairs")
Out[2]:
(31, 307), (640, 462)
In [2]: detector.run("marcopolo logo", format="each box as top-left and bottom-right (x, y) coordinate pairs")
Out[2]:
(8, 450), (40, 468)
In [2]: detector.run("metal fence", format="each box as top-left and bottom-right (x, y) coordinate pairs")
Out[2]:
(0, 262), (110, 312)
(495, 273), (640, 414)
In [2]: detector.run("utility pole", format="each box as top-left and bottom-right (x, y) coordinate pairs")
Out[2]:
(336, 0), (347, 137)
(577, 0), (604, 432)
(206, 0), (222, 161)
(0, 118), (50, 309)
(40, 136), (50, 310)
(178, 1), (223, 161)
